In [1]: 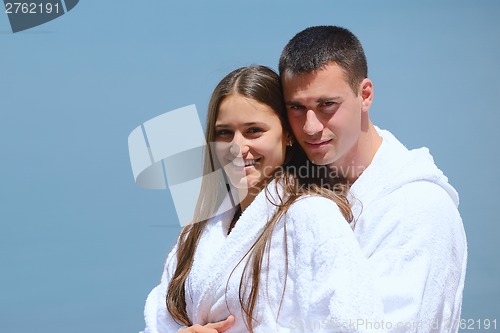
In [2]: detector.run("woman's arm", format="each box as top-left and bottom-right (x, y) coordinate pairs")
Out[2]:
(140, 243), (186, 333)
(287, 196), (383, 332)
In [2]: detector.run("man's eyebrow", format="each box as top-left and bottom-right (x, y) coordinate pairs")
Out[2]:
(285, 97), (342, 106)
(317, 96), (342, 103)
(285, 100), (303, 106)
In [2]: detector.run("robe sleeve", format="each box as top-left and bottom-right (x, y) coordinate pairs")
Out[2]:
(286, 196), (384, 333)
(140, 242), (187, 333)
(357, 182), (467, 332)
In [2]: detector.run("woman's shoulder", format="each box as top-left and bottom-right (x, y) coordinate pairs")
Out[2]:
(288, 194), (343, 216)
(285, 195), (351, 235)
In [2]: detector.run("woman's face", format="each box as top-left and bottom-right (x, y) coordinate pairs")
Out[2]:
(214, 94), (287, 193)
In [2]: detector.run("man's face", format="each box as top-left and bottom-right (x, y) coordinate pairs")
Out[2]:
(283, 62), (366, 172)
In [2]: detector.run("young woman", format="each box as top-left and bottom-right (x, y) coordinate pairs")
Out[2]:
(141, 66), (380, 333)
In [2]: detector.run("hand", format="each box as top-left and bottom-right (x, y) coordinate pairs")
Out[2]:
(178, 315), (235, 333)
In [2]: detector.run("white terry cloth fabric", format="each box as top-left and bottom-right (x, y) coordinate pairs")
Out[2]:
(349, 128), (468, 333)
(141, 180), (383, 333)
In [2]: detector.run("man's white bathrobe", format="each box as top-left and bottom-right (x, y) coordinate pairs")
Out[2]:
(349, 128), (467, 332)
(142, 182), (382, 333)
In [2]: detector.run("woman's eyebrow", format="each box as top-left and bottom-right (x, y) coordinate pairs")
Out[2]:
(215, 122), (265, 127)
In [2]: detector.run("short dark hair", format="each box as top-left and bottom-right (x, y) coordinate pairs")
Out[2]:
(278, 26), (368, 94)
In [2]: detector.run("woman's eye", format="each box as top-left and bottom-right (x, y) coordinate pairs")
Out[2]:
(215, 130), (231, 137)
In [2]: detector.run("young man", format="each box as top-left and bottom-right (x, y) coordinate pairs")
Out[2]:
(279, 26), (467, 332)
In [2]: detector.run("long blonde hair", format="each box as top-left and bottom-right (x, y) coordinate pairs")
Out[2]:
(166, 65), (352, 331)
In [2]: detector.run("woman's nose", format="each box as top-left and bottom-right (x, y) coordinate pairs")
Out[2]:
(230, 133), (249, 156)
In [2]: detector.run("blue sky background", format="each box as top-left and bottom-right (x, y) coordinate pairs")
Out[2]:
(1, 1), (499, 331)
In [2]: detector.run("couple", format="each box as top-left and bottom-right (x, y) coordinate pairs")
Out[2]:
(140, 26), (467, 333)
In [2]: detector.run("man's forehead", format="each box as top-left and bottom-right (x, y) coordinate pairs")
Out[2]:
(282, 68), (349, 102)
(283, 64), (348, 87)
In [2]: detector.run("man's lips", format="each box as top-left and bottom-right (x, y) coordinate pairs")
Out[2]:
(304, 139), (332, 147)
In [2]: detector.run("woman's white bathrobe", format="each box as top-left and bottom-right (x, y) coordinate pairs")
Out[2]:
(141, 182), (382, 333)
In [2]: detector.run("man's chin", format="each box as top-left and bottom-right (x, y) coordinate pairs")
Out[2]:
(306, 154), (331, 166)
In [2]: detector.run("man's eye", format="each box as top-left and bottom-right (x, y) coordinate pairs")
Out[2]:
(247, 127), (263, 134)
(289, 105), (304, 111)
(322, 101), (336, 107)
(320, 101), (339, 113)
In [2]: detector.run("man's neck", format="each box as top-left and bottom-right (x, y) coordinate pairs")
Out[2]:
(330, 123), (382, 184)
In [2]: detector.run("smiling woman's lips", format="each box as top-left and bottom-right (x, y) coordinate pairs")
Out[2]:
(224, 158), (261, 173)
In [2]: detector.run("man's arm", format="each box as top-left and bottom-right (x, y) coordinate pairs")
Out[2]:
(357, 181), (467, 332)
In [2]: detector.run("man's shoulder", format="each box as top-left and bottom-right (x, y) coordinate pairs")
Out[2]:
(394, 180), (458, 212)
(354, 180), (465, 256)
(354, 127), (459, 206)
(359, 180), (461, 234)
(367, 180), (458, 214)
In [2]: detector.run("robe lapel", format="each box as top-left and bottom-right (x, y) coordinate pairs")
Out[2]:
(186, 181), (282, 324)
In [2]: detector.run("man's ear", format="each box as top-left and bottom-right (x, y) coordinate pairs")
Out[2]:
(360, 78), (374, 112)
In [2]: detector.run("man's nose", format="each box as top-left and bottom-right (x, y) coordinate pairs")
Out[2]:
(303, 110), (323, 136)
